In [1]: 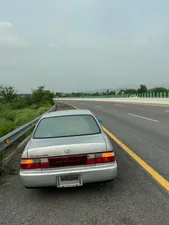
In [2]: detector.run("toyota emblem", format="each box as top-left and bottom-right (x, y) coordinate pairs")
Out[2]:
(64, 149), (71, 154)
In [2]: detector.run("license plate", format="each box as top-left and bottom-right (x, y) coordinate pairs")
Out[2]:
(57, 174), (82, 188)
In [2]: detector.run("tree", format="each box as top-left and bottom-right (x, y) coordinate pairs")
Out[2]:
(149, 87), (168, 93)
(0, 85), (17, 103)
(137, 84), (148, 93)
(124, 89), (137, 95)
(109, 91), (116, 95)
(118, 89), (125, 95)
(31, 85), (55, 105)
(106, 89), (110, 95)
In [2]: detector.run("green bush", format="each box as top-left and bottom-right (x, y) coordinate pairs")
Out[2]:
(0, 84), (54, 137)
(29, 104), (39, 109)
(10, 99), (27, 110)
(1, 110), (17, 122)
(0, 118), (16, 137)
(0, 105), (52, 137)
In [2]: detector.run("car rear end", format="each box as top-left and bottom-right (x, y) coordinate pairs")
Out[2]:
(20, 148), (117, 188)
(19, 110), (117, 188)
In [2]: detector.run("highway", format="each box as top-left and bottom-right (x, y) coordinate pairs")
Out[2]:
(0, 101), (169, 225)
(69, 101), (169, 181)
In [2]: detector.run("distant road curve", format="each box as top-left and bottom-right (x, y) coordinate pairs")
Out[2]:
(54, 97), (169, 106)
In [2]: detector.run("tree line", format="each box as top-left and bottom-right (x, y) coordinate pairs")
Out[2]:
(55, 85), (169, 97)
(1, 84), (169, 102)
(0, 85), (55, 109)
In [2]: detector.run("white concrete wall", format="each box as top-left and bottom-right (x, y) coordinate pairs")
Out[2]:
(54, 98), (169, 105)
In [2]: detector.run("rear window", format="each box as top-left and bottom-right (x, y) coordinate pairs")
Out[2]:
(33, 114), (101, 139)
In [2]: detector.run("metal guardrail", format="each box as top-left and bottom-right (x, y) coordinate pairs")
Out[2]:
(0, 105), (56, 154)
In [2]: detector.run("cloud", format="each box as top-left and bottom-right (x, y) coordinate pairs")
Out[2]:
(0, 21), (28, 47)
(0, 22), (12, 31)
(1, 0), (169, 93)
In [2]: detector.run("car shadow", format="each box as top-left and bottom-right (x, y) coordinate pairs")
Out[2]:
(27, 180), (118, 198)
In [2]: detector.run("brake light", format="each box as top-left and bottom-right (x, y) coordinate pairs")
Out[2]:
(87, 151), (115, 164)
(95, 156), (114, 163)
(21, 158), (49, 169)
(21, 159), (41, 169)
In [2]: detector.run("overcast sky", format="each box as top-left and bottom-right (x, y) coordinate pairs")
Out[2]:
(0, 0), (169, 93)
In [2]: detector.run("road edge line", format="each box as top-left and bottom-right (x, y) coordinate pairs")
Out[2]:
(102, 126), (169, 192)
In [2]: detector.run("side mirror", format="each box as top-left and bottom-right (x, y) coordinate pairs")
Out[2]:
(97, 118), (102, 124)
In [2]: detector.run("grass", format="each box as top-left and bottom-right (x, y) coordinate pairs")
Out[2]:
(0, 103), (52, 138)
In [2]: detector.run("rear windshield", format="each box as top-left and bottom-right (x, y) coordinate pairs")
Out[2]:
(33, 114), (101, 139)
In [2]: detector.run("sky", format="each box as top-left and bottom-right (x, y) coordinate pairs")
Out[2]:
(0, 0), (169, 93)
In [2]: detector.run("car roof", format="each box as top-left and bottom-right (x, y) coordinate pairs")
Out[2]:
(41, 109), (93, 119)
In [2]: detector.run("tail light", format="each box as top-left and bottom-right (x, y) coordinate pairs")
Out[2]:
(21, 158), (49, 169)
(21, 159), (41, 169)
(21, 151), (115, 169)
(87, 151), (115, 164)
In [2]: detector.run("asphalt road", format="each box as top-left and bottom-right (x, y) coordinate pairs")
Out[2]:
(68, 101), (169, 181)
(0, 101), (169, 225)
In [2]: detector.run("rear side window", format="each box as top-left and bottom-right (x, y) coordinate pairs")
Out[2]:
(33, 114), (101, 139)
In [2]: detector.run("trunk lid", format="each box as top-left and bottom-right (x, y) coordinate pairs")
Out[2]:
(27, 134), (107, 158)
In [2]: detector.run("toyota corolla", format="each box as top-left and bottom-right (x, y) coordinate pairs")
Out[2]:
(19, 109), (118, 188)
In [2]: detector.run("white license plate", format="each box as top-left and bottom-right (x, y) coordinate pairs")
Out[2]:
(57, 174), (82, 188)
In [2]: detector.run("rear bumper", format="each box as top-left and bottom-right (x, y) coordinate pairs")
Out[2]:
(19, 162), (118, 188)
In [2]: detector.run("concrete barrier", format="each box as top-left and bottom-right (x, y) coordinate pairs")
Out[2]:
(54, 98), (169, 105)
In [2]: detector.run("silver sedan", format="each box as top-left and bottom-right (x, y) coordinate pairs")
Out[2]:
(19, 109), (118, 188)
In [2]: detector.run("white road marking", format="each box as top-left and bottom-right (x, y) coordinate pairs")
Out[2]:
(94, 105), (103, 109)
(165, 110), (169, 113)
(114, 104), (124, 107)
(128, 113), (159, 123)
